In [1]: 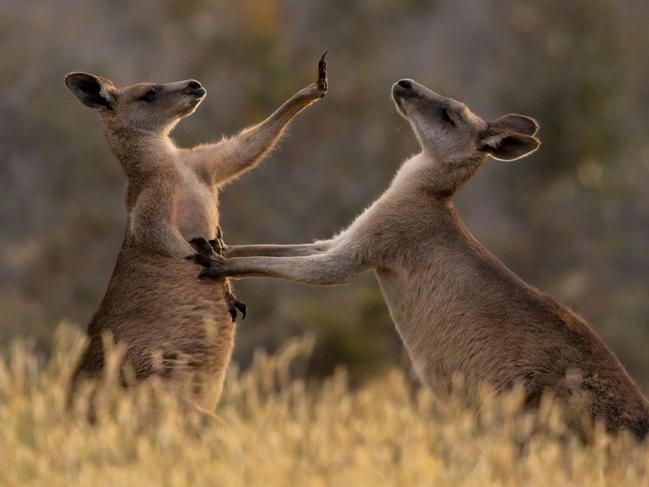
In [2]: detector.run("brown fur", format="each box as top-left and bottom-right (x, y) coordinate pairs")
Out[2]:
(193, 79), (649, 436)
(65, 55), (328, 409)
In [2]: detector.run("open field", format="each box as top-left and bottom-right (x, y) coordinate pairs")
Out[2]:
(2, 2), (648, 486)
(2, 325), (648, 487)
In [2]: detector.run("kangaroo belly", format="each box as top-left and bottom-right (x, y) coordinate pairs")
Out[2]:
(78, 247), (235, 408)
(377, 266), (580, 393)
(173, 168), (219, 242)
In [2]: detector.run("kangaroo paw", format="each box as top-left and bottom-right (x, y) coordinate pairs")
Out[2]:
(317, 50), (328, 95)
(228, 303), (239, 321)
(190, 237), (217, 256)
(227, 297), (247, 321)
(209, 226), (227, 256)
(197, 260), (227, 279)
(208, 239), (224, 255)
(233, 298), (247, 320)
(187, 237), (221, 267)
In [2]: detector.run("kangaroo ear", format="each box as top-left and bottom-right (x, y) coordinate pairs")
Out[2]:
(479, 130), (540, 161)
(489, 114), (539, 136)
(64, 72), (116, 110)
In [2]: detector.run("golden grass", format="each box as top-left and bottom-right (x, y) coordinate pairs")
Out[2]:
(2, 325), (649, 487)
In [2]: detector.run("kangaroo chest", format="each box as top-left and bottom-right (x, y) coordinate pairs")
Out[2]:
(375, 268), (447, 383)
(375, 261), (514, 392)
(174, 169), (219, 242)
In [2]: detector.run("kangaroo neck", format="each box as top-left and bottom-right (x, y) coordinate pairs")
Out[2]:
(389, 151), (486, 200)
(102, 122), (177, 179)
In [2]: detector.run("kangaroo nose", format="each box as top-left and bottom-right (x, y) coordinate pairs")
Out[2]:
(397, 79), (412, 90)
(185, 80), (206, 97)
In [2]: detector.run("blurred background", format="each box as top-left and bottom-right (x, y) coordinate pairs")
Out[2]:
(1, 0), (648, 386)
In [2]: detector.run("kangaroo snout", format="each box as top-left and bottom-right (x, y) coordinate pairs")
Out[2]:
(392, 79), (449, 105)
(393, 78), (417, 98)
(397, 79), (413, 90)
(185, 80), (206, 97)
(392, 79), (419, 116)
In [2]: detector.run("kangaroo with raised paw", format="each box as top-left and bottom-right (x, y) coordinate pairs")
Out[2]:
(66, 54), (328, 409)
(191, 78), (649, 436)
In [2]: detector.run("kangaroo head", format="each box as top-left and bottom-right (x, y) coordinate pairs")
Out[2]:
(392, 79), (540, 193)
(64, 72), (206, 135)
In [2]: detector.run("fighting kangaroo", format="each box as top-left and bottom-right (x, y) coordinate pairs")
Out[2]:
(191, 79), (649, 437)
(65, 54), (328, 410)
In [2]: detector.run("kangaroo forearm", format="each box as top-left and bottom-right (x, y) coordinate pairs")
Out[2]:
(221, 253), (363, 286)
(226, 241), (333, 258)
(189, 53), (327, 186)
(189, 90), (319, 186)
(220, 92), (317, 175)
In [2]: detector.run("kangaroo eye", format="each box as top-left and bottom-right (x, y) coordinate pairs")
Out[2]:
(441, 107), (454, 125)
(140, 89), (156, 102)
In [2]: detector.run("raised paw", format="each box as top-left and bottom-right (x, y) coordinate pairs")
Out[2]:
(317, 50), (328, 96)
(296, 51), (329, 101)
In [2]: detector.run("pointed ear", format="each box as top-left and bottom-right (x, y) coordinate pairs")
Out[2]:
(489, 114), (539, 136)
(479, 130), (540, 161)
(64, 72), (116, 110)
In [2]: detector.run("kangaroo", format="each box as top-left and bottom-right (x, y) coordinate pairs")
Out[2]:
(190, 79), (649, 437)
(65, 54), (328, 410)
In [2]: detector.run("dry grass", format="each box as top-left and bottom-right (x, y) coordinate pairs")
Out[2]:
(2, 325), (649, 487)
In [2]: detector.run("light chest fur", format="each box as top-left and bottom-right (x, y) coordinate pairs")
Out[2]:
(173, 163), (220, 241)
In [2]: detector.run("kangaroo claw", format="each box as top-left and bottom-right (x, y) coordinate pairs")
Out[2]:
(190, 237), (215, 256)
(227, 296), (247, 322)
(233, 299), (247, 320)
(208, 225), (227, 255)
(209, 239), (224, 255)
(228, 304), (238, 321)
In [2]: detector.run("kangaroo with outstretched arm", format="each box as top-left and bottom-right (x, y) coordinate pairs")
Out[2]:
(66, 55), (328, 409)
(191, 78), (649, 436)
